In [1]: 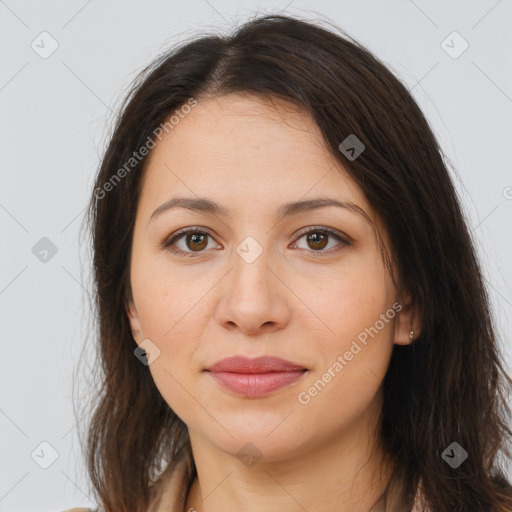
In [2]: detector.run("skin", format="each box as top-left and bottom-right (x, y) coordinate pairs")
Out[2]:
(126, 92), (419, 512)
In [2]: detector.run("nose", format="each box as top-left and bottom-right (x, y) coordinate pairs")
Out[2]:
(213, 243), (292, 336)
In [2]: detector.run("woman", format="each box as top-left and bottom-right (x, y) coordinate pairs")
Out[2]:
(68, 13), (512, 512)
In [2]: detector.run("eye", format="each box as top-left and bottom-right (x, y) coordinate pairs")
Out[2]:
(291, 226), (351, 256)
(163, 227), (220, 257)
(162, 226), (351, 257)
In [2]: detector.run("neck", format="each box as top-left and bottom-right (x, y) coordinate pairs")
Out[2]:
(185, 391), (393, 512)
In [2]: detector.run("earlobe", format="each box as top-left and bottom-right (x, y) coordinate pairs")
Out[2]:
(126, 300), (143, 342)
(394, 292), (421, 346)
(394, 322), (420, 346)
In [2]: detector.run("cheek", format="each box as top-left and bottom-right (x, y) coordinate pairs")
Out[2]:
(135, 274), (207, 425)
(132, 253), (210, 343)
(298, 258), (395, 408)
(130, 256), (216, 396)
(308, 259), (394, 354)
(295, 291), (395, 441)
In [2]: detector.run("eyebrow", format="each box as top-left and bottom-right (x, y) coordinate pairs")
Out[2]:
(148, 196), (373, 226)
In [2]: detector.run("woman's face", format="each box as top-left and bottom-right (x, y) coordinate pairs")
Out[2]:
(127, 93), (414, 461)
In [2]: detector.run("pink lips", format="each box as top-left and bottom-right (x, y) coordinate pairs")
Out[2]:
(205, 356), (308, 398)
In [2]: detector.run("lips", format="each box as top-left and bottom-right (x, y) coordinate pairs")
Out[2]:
(206, 355), (307, 373)
(204, 356), (308, 397)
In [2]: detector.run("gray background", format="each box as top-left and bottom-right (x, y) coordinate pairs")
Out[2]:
(1, 0), (511, 510)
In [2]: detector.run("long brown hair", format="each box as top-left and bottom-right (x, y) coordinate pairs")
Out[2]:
(81, 13), (512, 511)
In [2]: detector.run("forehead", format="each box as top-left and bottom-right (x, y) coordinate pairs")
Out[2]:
(138, 93), (371, 221)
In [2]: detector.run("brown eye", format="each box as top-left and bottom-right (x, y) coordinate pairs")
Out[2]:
(185, 232), (208, 251)
(293, 227), (350, 256)
(164, 226), (350, 258)
(164, 229), (217, 256)
(306, 232), (328, 250)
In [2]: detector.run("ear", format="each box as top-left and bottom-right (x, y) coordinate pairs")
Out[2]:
(126, 298), (143, 344)
(394, 291), (421, 346)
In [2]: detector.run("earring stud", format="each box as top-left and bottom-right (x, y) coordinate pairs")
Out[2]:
(409, 330), (415, 342)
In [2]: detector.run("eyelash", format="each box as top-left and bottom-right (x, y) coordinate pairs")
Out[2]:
(161, 226), (352, 258)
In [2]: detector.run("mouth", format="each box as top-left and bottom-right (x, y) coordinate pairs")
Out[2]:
(204, 355), (308, 398)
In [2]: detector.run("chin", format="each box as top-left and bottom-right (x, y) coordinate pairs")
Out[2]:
(207, 426), (308, 465)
